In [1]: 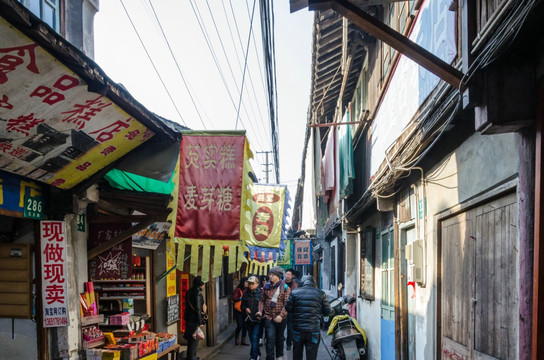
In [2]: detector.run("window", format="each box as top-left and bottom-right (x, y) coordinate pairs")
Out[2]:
(359, 227), (376, 300)
(330, 246), (336, 286)
(398, 2), (407, 34)
(350, 57), (369, 133)
(381, 227), (395, 320)
(19, 0), (60, 31)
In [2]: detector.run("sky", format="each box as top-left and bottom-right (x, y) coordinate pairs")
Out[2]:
(94, 0), (314, 206)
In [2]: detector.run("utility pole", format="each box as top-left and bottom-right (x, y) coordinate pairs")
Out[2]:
(257, 151), (273, 183)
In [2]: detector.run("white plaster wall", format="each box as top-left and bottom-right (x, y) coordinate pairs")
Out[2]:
(344, 232), (358, 297)
(57, 212), (87, 359)
(370, 0), (456, 176)
(355, 212), (382, 360)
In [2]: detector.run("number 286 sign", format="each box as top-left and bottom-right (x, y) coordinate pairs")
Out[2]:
(24, 195), (44, 220)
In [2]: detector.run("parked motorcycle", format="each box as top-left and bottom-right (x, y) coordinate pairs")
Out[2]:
(322, 295), (352, 329)
(326, 297), (367, 360)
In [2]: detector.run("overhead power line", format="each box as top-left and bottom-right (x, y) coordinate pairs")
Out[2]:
(147, 0), (209, 130)
(119, 0), (187, 126)
(223, 0), (271, 149)
(259, 0), (280, 183)
(203, 0), (267, 146)
(188, 0), (267, 154)
(235, 0), (256, 130)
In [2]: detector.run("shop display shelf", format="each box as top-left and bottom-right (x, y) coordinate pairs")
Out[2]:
(99, 296), (145, 300)
(157, 335), (176, 353)
(81, 314), (104, 326)
(83, 336), (105, 349)
(98, 287), (145, 291)
(92, 279), (146, 283)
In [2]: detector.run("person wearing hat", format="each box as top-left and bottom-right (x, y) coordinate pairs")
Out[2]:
(256, 266), (291, 360)
(184, 276), (207, 360)
(242, 276), (262, 360)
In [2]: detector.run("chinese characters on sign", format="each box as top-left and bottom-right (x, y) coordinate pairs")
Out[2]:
(40, 221), (69, 327)
(294, 240), (312, 266)
(244, 184), (286, 249)
(178, 272), (190, 333)
(0, 18), (153, 189)
(88, 223), (132, 280)
(176, 134), (245, 240)
(0, 170), (44, 217)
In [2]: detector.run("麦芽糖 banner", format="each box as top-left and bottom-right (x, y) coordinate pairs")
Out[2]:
(176, 134), (246, 239)
(174, 131), (253, 282)
(40, 221), (69, 327)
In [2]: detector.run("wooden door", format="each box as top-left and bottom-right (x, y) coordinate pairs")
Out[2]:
(440, 193), (518, 360)
(441, 211), (474, 359)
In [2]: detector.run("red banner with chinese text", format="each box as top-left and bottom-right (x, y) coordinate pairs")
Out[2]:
(175, 134), (245, 240)
(178, 272), (190, 333)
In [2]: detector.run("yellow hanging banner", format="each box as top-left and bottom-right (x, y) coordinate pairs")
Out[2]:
(242, 184), (286, 249)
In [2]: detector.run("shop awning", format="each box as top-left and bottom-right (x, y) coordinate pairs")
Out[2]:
(0, 1), (179, 190)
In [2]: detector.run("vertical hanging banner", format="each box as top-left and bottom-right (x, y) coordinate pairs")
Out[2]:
(40, 221), (69, 327)
(174, 131), (254, 281)
(243, 184), (286, 249)
(294, 240), (313, 266)
(178, 272), (190, 333)
(167, 155), (181, 297)
(277, 239), (292, 266)
(176, 133), (245, 239)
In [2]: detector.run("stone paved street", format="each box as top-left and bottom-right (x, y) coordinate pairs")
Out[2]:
(209, 330), (334, 360)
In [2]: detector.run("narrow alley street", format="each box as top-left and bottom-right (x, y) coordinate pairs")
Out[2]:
(209, 331), (334, 360)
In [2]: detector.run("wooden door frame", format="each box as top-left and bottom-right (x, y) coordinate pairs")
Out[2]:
(532, 79), (544, 360)
(435, 181), (517, 359)
(397, 220), (416, 360)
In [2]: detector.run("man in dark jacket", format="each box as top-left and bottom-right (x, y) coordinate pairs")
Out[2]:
(184, 276), (207, 360)
(285, 275), (333, 360)
(242, 276), (262, 360)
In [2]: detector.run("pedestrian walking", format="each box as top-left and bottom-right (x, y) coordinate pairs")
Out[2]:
(233, 277), (250, 346)
(184, 276), (207, 360)
(283, 268), (299, 351)
(256, 266), (291, 360)
(258, 275), (268, 346)
(241, 276), (262, 360)
(285, 275), (333, 360)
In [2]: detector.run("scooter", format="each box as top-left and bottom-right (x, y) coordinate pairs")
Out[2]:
(326, 297), (367, 360)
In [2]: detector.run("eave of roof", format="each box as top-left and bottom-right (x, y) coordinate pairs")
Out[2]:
(309, 9), (367, 124)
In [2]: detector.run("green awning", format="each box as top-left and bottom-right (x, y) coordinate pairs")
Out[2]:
(104, 168), (175, 195)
